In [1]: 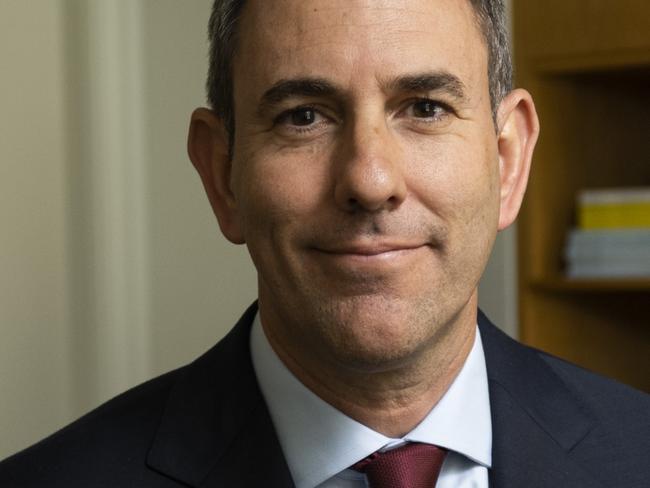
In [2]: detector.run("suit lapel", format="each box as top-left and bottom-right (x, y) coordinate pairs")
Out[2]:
(146, 303), (294, 487)
(145, 304), (607, 487)
(478, 311), (604, 487)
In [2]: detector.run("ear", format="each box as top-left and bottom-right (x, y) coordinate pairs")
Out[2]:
(187, 108), (245, 244)
(495, 88), (540, 231)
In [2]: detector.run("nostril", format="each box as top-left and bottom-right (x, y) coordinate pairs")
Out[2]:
(346, 197), (361, 213)
(384, 195), (403, 211)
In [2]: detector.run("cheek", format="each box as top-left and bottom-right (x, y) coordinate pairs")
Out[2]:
(232, 145), (332, 237)
(408, 135), (498, 218)
(408, 134), (500, 280)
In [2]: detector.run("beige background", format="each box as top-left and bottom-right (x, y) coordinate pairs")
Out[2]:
(0, 0), (515, 459)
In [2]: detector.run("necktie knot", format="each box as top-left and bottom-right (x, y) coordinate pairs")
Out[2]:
(352, 442), (447, 488)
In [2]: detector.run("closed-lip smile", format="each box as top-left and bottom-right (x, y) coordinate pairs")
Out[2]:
(315, 241), (428, 257)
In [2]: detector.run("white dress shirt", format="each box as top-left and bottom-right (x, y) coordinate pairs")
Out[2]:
(250, 313), (492, 488)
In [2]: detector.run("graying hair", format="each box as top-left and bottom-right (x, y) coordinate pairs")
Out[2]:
(467, 0), (513, 116)
(206, 0), (513, 145)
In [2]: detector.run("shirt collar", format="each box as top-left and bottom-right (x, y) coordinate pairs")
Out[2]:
(250, 313), (492, 488)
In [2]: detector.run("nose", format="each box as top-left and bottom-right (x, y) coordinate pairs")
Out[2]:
(333, 120), (407, 213)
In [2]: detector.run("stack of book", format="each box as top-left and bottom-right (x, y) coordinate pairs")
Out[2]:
(564, 187), (650, 279)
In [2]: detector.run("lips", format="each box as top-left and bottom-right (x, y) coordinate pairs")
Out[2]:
(319, 242), (426, 256)
(313, 241), (429, 261)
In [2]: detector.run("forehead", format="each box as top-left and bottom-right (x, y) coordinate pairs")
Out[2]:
(235, 0), (487, 97)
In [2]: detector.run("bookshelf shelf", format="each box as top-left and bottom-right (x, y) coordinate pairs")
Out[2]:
(514, 0), (650, 392)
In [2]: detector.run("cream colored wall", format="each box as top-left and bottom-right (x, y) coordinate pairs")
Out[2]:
(479, 227), (518, 337)
(62, 0), (257, 413)
(0, 0), (517, 459)
(0, 0), (256, 459)
(138, 0), (257, 378)
(0, 0), (73, 457)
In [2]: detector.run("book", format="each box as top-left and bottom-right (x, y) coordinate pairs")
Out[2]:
(564, 228), (650, 279)
(567, 259), (650, 279)
(577, 187), (650, 229)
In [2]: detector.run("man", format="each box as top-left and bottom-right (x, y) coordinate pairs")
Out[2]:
(1, 0), (648, 487)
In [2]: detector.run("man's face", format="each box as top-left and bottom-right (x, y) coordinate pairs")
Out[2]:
(225, 0), (502, 368)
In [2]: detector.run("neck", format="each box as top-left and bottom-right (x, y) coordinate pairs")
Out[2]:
(261, 297), (477, 438)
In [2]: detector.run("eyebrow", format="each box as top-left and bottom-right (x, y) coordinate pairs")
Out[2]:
(259, 78), (341, 113)
(388, 71), (467, 101)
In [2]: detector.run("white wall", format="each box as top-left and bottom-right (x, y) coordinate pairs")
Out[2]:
(138, 0), (257, 378)
(479, 226), (518, 337)
(1, 0), (256, 459)
(0, 0), (517, 459)
(0, 0), (73, 457)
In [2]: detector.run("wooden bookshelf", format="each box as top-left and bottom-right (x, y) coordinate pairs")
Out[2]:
(514, 0), (650, 391)
(532, 278), (650, 294)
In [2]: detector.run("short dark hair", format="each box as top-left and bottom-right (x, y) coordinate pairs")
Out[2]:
(206, 0), (512, 145)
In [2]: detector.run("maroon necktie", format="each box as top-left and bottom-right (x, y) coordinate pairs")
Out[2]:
(352, 442), (448, 488)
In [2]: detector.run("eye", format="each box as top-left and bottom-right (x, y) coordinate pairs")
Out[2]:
(276, 106), (325, 128)
(409, 99), (447, 120)
(289, 107), (318, 126)
(273, 105), (333, 137)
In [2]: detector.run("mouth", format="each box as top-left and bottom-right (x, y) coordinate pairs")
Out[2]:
(312, 241), (430, 268)
(320, 243), (425, 255)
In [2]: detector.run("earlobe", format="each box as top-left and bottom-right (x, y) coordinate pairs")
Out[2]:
(187, 108), (245, 244)
(495, 89), (540, 231)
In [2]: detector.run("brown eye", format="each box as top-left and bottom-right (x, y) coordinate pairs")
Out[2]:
(290, 107), (317, 126)
(412, 100), (443, 118)
(273, 105), (332, 137)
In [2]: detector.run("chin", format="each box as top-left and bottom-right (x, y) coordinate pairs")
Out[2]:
(312, 295), (441, 370)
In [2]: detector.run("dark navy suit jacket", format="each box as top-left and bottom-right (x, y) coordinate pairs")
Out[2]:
(1, 303), (648, 487)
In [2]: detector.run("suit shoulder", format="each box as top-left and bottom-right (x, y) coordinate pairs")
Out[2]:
(539, 350), (650, 455)
(479, 313), (650, 420)
(539, 351), (650, 414)
(0, 367), (184, 487)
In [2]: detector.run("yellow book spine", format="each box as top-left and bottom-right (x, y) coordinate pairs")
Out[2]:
(579, 203), (650, 229)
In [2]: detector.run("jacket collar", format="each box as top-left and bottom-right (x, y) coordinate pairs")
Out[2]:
(146, 302), (294, 487)
(478, 310), (603, 487)
(147, 305), (604, 487)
